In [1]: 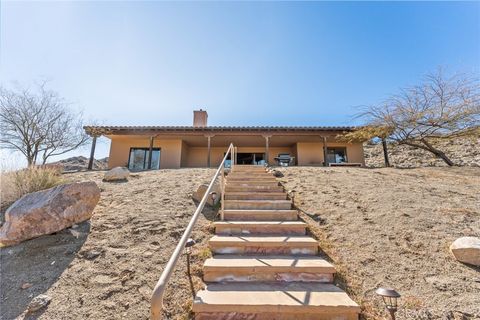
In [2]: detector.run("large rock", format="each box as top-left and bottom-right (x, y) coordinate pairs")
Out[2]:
(103, 167), (130, 182)
(450, 236), (480, 266)
(193, 183), (220, 206)
(0, 182), (100, 246)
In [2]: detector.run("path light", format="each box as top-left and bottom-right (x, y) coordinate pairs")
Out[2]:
(376, 287), (401, 320)
(209, 191), (217, 202)
(184, 238), (196, 255)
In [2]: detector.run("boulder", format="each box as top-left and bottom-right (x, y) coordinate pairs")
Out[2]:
(450, 236), (480, 266)
(192, 183), (220, 206)
(0, 182), (100, 246)
(103, 167), (130, 182)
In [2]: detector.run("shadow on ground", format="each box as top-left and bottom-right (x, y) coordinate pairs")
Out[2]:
(0, 221), (90, 320)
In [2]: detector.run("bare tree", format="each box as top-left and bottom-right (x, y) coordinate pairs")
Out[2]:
(345, 69), (480, 166)
(0, 82), (89, 166)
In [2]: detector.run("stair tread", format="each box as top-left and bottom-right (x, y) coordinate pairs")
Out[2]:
(223, 210), (297, 212)
(193, 282), (360, 312)
(214, 221), (305, 226)
(204, 255), (335, 272)
(225, 192), (285, 195)
(225, 200), (291, 203)
(210, 235), (317, 244)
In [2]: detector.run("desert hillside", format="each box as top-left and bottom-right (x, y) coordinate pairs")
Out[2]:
(364, 137), (480, 168)
(277, 166), (479, 319)
(1, 167), (479, 319)
(52, 156), (109, 172)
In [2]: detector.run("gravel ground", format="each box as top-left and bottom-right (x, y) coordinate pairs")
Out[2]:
(276, 166), (480, 320)
(1, 169), (216, 320)
(1, 166), (479, 320)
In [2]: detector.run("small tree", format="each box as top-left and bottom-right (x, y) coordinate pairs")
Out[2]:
(339, 125), (393, 167)
(0, 82), (89, 166)
(351, 69), (480, 166)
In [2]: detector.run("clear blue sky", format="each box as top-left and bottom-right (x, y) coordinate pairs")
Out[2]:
(1, 1), (479, 164)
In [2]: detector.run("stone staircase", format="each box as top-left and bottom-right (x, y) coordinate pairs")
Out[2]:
(193, 165), (360, 320)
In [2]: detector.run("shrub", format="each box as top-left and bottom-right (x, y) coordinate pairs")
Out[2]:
(1, 166), (66, 213)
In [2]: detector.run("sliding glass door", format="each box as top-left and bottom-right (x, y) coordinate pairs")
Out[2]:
(326, 147), (347, 164)
(128, 148), (160, 171)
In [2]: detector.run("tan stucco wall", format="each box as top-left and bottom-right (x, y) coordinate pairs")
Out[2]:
(108, 137), (183, 169)
(182, 146), (294, 167)
(296, 142), (365, 166)
(107, 136), (365, 169)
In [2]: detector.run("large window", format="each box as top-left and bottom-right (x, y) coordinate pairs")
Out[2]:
(326, 147), (347, 164)
(128, 148), (160, 171)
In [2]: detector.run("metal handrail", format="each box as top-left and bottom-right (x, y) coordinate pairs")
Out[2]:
(150, 143), (235, 320)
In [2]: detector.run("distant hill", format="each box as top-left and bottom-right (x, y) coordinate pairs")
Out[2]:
(364, 137), (480, 168)
(52, 156), (109, 172)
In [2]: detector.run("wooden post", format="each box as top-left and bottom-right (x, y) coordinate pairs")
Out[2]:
(264, 135), (270, 166)
(148, 136), (154, 169)
(382, 138), (390, 167)
(88, 136), (97, 170)
(322, 136), (328, 167)
(207, 136), (211, 168)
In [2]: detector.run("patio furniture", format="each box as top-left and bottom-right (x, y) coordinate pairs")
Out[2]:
(274, 154), (295, 166)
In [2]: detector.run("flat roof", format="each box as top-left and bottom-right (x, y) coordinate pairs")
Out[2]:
(84, 125), (356, 135)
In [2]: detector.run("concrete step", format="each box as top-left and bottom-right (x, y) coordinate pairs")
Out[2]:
(224, 192), (287, 200)
(193, 282), (360, 320)
(203, 255), (335, 283)
(209, 236), (318, 255)
(224, 200), (291, 210)
(225, 186), (284, 193)
(227, 180), (279, 187)
(223, 210), (298, 221)
(227, 176), (277, 182)
(214, 221), (306, 235)
(232, 165), (266, 170)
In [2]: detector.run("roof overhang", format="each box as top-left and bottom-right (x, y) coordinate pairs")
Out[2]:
(84, 125), (357, 137)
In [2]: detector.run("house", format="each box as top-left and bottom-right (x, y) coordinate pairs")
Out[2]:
(84, 110), (365, 170)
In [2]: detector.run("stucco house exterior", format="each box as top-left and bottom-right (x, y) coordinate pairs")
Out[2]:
(84, 110), (365, 170)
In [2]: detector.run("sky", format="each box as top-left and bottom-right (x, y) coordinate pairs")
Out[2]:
(1, 1), (479, 166)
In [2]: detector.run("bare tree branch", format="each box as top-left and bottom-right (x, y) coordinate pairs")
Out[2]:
(0, 81), (90, 166)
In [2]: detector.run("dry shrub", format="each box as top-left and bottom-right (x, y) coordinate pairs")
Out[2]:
(1, 166), (66, 212)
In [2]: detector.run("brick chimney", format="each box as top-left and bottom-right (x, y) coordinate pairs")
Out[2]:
(193, 109), (208, 127)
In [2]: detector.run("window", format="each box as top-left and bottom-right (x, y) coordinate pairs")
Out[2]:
(326, 147), (347, 164)
(128, 148), (160, 171)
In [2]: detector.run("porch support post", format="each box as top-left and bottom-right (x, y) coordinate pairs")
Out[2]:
(88, 135), (98, 170)
(263, 135), (271, 166)
(206, 135), (214, 168)
(322, 136), (328, 167)
(148, 136), (154, 169)
(382, 138), (390, 167)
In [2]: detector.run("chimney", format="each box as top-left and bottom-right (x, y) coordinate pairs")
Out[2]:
(193, 109), (208, 127)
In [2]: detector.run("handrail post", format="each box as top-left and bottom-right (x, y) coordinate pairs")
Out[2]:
(220, 165), (225, 220)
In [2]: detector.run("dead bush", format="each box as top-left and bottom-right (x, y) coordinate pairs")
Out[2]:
(1, 166), (66, 214)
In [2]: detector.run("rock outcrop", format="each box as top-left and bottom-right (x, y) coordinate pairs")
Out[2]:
(103, 167), (130, 182)
(0, 182), (100, 246)
(364, 137), (480, 168)
(450, 236), (480, 266)
(53, 156), (108, 172)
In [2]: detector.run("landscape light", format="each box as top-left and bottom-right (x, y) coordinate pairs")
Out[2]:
(209, 192), (217, 201)
(184, 238), (196, 255)
(375, 287), (401, 320)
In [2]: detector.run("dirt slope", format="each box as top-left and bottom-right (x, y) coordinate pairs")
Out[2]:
(1, 167), (479, 320)
(1, 169), (216, 320)
(276, 166), (480, 320)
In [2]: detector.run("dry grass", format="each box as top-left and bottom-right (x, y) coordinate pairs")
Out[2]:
(1, 166), (66, 215)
